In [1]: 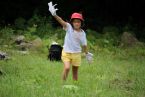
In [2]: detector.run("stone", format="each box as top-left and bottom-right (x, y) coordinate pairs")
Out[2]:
(30, 38), (43, 49)
(14, 35), (25, 45)
(120, 32), (143, 47)
(0, 51), (9, 60)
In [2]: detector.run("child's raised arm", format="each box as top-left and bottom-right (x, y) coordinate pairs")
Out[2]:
(54, 15), (67, 28)
(48, 1), (67, 28)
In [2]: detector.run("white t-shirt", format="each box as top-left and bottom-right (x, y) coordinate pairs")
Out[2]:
(63, 23), (87, 53)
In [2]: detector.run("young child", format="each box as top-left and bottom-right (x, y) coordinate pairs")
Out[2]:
(48, 1), (93, 81)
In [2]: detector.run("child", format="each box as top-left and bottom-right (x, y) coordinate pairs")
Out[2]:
(48, 1), (93, 81)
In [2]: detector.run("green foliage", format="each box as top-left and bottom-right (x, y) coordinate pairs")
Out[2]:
(27, 14), (54, 38)
(14, 17), (26, 30)
(41, 28), (65, 48)
(0, 27), (14, 44)
(103, 26), (119, 33)
(27, 14), (44, 27)
(0, 15), (144, 51)
(86, 29), (102, 50)
(35, 23), (53, 38)
(23, 25), (36, 38)
(86, 28), (121, 50)
(102, 26), (120, 46)
(140, 28), (145, 42)
(12, 14), (54, 38)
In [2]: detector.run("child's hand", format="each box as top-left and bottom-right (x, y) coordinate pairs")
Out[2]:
(48, 1), (58, 16)
(86, 52), (93, 64)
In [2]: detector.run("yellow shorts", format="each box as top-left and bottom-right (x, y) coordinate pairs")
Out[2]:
(61, 50), (81, 66)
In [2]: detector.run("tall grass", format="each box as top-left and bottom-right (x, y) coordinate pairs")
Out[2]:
(0, 47), (145, 97)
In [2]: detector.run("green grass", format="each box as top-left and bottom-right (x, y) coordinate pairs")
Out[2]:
(0, 48), (145, 97)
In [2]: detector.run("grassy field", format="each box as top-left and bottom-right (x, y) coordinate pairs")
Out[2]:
(0, 47), (145, 97)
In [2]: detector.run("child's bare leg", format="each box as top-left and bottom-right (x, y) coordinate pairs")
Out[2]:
(72, 66), (79, 81)
(62, 62), (70, 81)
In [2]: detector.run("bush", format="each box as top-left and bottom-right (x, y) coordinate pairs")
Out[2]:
(0, 27), (14, 44)
(35, 23), (53, 38)
(27, 14), (41, 27)
(27, 14), (54, 38)
(102, 26), (120, 46)
(14, 17), (26, 30)
(25, 25), (37, 38)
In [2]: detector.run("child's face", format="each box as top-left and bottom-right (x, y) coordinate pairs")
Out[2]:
(72, 19), (82, 30)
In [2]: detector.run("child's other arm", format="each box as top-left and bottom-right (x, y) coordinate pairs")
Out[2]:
(82, 45), (88, 54)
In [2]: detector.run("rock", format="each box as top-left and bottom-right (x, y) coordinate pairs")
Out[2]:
(0, 69), (5, 75)
(14, 37), (43, 51)
(0, 51), (9, 60)
(30, 38), (43, 49)
(11, 35), (28, 51)
(15, 35), (25, 45)
(19, 42), (28, 51)
(0, 51), (7, 60)
(0, 71), (2, 75)
(16, 42), (26, 51)
(0, 70), (3, 75)
(120, 32), (143, 47)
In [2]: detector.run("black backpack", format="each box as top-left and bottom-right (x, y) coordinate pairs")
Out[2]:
(48, 44), (62, 61)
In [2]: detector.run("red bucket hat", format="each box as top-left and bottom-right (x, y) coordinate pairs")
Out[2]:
(71, 13), (84, 21)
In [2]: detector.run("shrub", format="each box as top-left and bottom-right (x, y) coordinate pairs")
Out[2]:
(27, 14), (54, 38)
(27, 14), (41, 27)
(86, 29), (102, 50)
(14, 17), (26, 30)
(35, 23), (54, 38)
(102, 26), (120, 46)
(0, 27), (14, 44)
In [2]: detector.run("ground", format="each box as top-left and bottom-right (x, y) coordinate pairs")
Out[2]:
(0, 47), (145, 97)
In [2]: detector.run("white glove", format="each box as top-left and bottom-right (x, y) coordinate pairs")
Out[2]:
(48, 1), (58, 16)
(86, 52), (93, 64)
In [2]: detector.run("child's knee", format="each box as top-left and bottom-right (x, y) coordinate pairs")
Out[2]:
(65, 67), (70, 71)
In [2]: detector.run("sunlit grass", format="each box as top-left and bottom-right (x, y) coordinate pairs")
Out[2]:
(0, 47), (145, 97)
